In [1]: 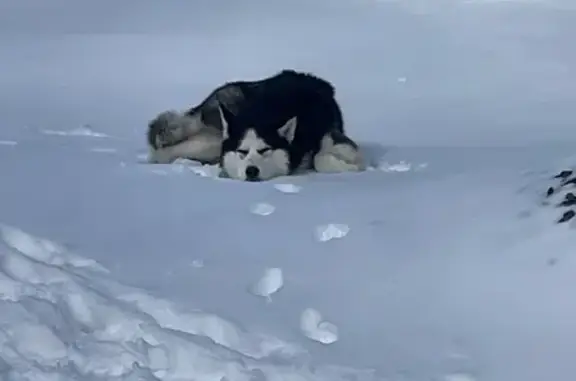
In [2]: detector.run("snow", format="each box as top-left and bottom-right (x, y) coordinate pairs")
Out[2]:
(41, 126), (109, 138)
(1, 0), (576, 380)
(300, 308), (339, 345)
(273, 183), (302, 194)
(249, 268), (284, 302)
(250, 203), (277, 217)
(314, 224), (351, 243)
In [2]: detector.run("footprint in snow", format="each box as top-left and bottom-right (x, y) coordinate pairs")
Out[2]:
(315, 224), (350, 242)
(249, 267), (283, 302)
(300, 308), (338, 345)
(250, 203), (275, 216)
(274, 183), (301, 194)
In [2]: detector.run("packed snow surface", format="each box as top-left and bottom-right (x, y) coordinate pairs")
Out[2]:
(2, 1), (576, 381)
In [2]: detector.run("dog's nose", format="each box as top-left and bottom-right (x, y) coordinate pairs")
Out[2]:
(245, 165), (260, 181)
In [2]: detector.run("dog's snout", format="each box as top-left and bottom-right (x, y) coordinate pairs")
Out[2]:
(245, 165), (260, 181)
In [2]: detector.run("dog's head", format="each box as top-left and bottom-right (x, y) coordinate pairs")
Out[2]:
(218, 105), (297, 182)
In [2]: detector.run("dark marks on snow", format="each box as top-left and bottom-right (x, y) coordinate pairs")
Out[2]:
(545, 169), (576, 224)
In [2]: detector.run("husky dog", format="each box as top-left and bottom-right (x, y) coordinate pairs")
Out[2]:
(147, 73), (276, 164)
(217, 71), (365, 181)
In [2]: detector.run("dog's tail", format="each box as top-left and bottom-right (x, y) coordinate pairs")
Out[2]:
(147, 113), (167, 149)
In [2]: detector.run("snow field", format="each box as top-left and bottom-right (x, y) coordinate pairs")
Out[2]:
(0, 225), (378, 381)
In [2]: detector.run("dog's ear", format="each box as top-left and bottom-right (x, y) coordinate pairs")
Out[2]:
(217, 104), (234, 139)
(278, 116), (297, 143)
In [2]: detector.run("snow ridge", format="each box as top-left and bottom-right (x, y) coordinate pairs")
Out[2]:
(0, 225), (378, 381)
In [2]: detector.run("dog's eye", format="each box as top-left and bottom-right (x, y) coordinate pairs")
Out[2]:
(257, 148), (271, 155)
(237, 150), (249, 156)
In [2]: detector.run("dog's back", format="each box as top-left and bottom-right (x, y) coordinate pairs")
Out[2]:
(260, 69), (335, 97)
(233, 70), (341, 127)
(180, 69), (337, 131)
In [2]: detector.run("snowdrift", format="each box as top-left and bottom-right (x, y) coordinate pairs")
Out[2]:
(0, 225), (378, 381)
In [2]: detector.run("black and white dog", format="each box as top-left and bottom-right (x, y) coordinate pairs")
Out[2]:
(147, 69), (365, 181)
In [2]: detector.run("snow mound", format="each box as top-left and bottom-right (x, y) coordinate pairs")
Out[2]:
(42, 125), (109, 138)
(0, 226), (380, 381)
(300, 308), (339, 345)
(315, 224), (350, 242)
(157, 159), (223, 178)
(377, 160), (428, 173)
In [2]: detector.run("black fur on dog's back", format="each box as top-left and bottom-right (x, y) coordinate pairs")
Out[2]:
(184, 70), (337, 133)
(260, 69), (336, 99)
(221, 70), (345, 171)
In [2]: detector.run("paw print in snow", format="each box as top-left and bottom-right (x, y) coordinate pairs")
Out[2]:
(300, 308), (338, 345)
(315, 224), (349, 242)
(273, 183), (301, 194)
(249, 268), (283, 302)
(250, 203), (275, 216)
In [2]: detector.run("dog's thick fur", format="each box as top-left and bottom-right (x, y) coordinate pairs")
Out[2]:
(147, 69), (365, 180)
(147, 73), (273, 164)
(218, 70), (365, 181)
